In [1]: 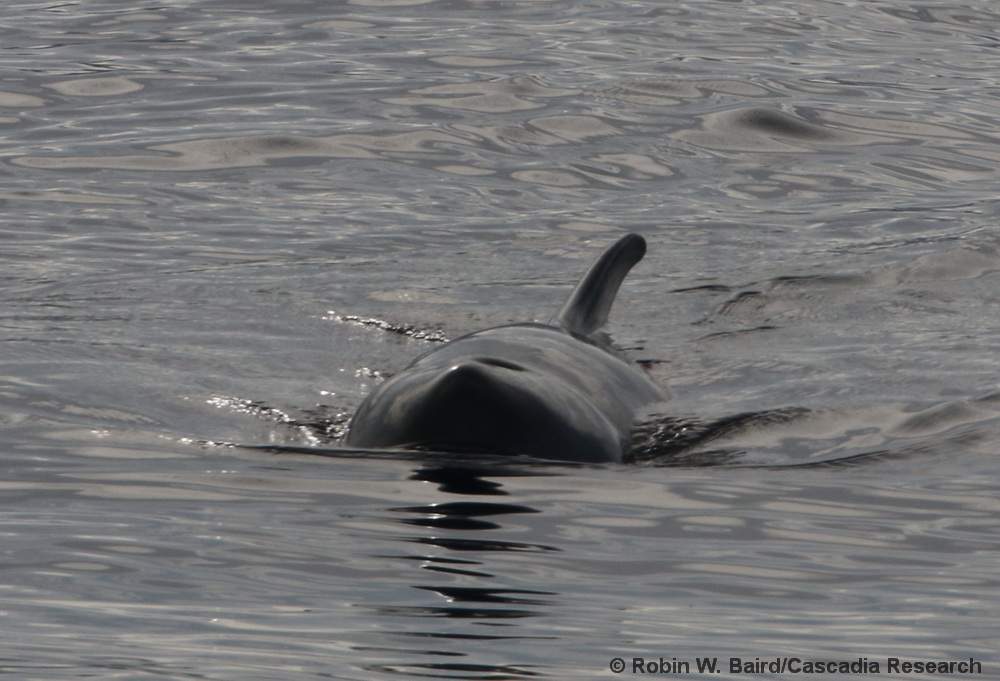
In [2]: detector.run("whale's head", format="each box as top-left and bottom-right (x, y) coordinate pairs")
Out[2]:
(344, 356), (622, 462)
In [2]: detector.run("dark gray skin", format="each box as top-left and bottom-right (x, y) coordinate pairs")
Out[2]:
(344, 233), (668, 463)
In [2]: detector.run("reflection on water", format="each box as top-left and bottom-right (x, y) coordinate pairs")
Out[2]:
(363, 463), (560, 678)
(387, 468), (558, 676)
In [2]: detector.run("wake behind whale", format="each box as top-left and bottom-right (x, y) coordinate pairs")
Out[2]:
(344, 234), (669, 463)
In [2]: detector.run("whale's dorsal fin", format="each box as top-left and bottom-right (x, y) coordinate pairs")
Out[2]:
(554, 233), (646, 337)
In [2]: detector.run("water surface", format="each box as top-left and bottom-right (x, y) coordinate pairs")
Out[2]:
(2, 0), (999, 677)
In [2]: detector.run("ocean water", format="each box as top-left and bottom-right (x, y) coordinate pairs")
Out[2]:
(2, 0), (999, 678)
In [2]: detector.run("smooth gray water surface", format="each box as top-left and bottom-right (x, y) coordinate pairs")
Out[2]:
(2, 0), (999, 678)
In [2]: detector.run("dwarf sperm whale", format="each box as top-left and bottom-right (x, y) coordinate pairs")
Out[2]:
(344, 233), (668, 463)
